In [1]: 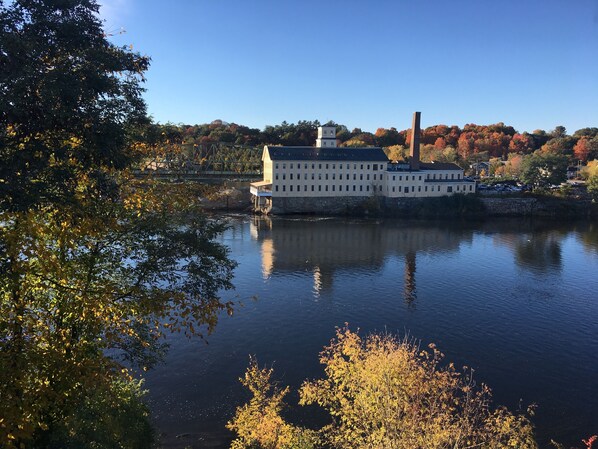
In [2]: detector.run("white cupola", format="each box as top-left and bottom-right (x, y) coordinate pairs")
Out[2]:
(316, 125), (336, 148)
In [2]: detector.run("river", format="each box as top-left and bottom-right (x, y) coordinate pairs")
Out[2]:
(144, 215), (598, 448)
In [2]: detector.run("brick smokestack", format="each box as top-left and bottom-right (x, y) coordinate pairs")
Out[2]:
(409, 111), (421, 170)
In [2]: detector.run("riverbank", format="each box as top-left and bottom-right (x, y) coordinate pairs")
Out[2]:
(197, 184), (597, 220)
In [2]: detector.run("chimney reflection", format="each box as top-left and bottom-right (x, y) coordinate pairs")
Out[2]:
(404, 251), (417, 305)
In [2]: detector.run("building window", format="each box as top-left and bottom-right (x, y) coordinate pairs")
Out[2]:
(425, 186), (428, 192)
(393, 175), (396, 181)
(332, 164), (335, 169)
(319, 164), (322, 169)
(312, 173), (315, 180)
(312, 163), (315, 169)
(366, 185), (370, 191)
(360, 186), (363, 191)
(398, 186), (402, 192)
(318, 185), (322, 191)
(361, 164), (364, 169)
(282, 164), (286, 169)
(311, 185), (315, 191)
(290, 185), (293, 191)
(360, 174), (363, 180)
(353, 174), (356, 180)
(412, 176), (415, 181)
(353, 185), (356, 191)
(282, 174), (286, 180)
(304, 173), (307, 180)
(339, 164), (343, 169)
(392, 186), (395, 192)
(373, 164), (378, 170)
(367, 164), (370, 170)
(290, 173), (293, 180)
(419, 176), (422, 180)
(290, 163), (293, 169)
(319, 174), (322, 180)
(275, 163), (279, 169)
(469, 185), (473, 191)
(451, 174), (454, 179)
(325, 185), (328, 191)
(447, 186), (453, 192)
(346, 185), (349, 191)
(332, 174), (335, 180)
(418, 186), (421, 192)
(275, 185), (279, 191)
(326, 164), (329, 169)
(354, 164), (357, 170)
(373, 174), (376, 180)
(325, 174), (328, 180)
(282, 185), (286, 191)
(275, 174), (279, 180)
(339, 174), (342, 180)
(332, 185), (335, 191)
(304, 163), (307, 169)
(304, 185), (307, 191)
(399, 176), (402, 181)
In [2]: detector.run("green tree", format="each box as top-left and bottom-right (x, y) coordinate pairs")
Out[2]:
(0, 0), (149, 211)
(520, 152), (569, 190)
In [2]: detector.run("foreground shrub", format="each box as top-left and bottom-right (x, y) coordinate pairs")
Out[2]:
(229, 327), (538, 449)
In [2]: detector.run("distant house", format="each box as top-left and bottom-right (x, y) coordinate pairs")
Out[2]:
(567, 165), (581, 180)
(470, 161), (490, 176)
(251, 114), (476, 214)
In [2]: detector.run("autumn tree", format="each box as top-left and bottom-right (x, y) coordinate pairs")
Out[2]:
(0, 1), (236, 447)
(574, 138), (591, 162)
(229, 327), (539, 449)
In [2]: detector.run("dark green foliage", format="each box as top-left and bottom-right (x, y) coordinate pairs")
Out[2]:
(520, 152), (569, 190)
(32, 378), (154, 449)
(410, 194), (487, 218)
(0, 0), (149, 211)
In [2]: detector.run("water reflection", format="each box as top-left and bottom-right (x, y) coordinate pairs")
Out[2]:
(404, 251), (417, 305)
(491, 230), (563, 273)
(250, 216), (471, 302)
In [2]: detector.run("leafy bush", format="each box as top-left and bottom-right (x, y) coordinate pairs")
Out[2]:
(229, 327), (538, 449)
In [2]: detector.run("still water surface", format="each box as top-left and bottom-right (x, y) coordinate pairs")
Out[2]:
(145, 216), (598, 448)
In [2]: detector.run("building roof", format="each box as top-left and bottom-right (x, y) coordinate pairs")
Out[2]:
(266, 146), (389, 162)
(419, 161), (462, 171)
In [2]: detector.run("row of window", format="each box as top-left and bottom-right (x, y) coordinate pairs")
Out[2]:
(276, 162), (381, 171)
(275, 184), (382, 193)
(274, 184), (474, 194)
(276, 173), (383, 181)
(387, 184), (474, 193)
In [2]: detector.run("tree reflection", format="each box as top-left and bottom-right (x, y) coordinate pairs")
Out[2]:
(514, 234), (562, 273)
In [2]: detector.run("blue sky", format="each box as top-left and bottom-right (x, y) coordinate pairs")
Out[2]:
(99, 0), (598, 134)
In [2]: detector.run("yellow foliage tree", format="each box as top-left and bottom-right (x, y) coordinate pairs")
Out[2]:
(230, 327), (538, 449)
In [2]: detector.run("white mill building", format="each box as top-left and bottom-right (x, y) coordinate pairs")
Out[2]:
(250, 113), (476, 214)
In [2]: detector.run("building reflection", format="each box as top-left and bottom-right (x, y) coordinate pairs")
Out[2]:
(250, 216), (471, 303)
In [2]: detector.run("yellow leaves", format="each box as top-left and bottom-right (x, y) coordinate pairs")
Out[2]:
(229, 328), (539, 449)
